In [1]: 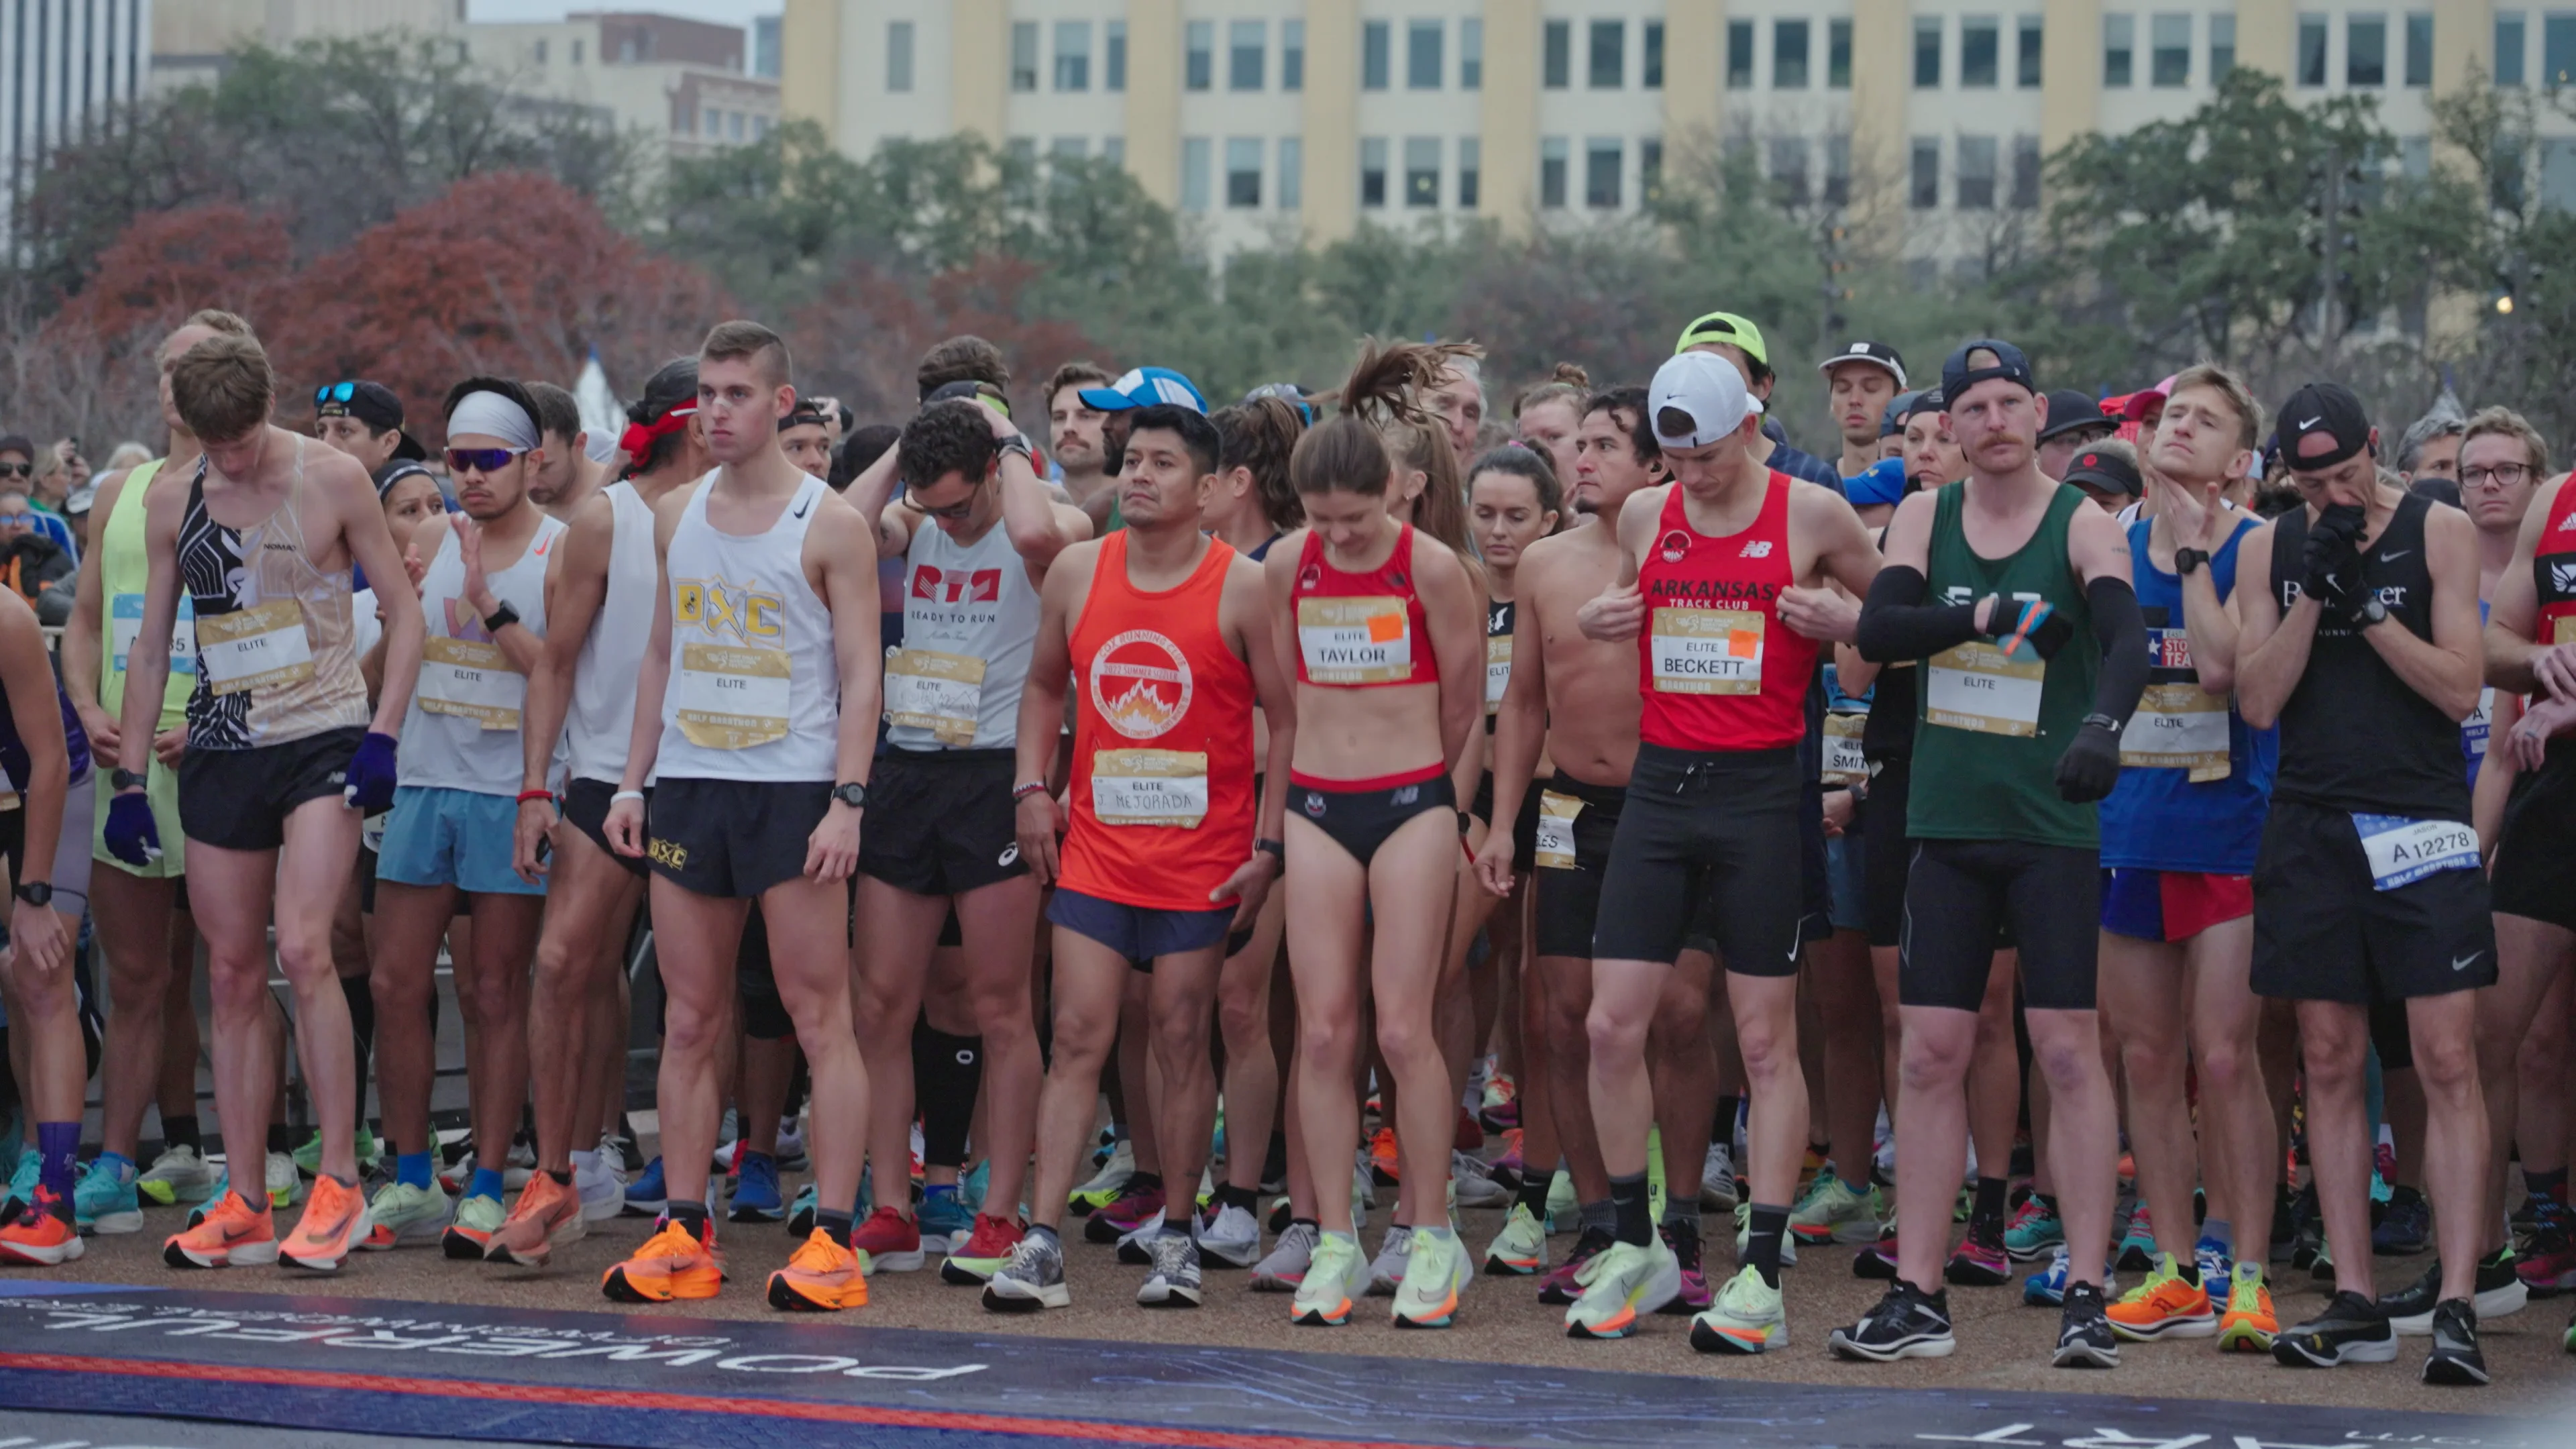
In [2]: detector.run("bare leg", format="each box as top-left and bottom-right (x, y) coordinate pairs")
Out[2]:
(1216, 888), (1286, 1195)
(96, 864), (181, 1160)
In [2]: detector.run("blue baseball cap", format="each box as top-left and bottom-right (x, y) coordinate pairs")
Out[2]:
(1940, 339), (2037, 400)
(1079, 366), (1208, 415)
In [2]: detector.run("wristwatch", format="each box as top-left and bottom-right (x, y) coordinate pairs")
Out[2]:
(484, 601), (521, 633)
(111, 767), (146, 792)
(1255, 837), (1285, 860)
(832, 782), (869, 809)
(2357, 595), (2389, 627)
(2174, 547), (2206, 576)
(13, 881), (51, 908)
(996, 433), (1034, 464)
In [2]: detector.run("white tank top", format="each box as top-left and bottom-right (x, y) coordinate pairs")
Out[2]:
(398, 511), (568, 794)
(886, 513), (1041, 751)
(566, 482), (661, 785)
(655, 471), (839, 783)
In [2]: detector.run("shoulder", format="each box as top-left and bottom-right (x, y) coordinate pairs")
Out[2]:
(303, 437), (374, 496)
(1050, 535), (1107, 582)
(1266, 527), (1312, 574)
(1050, 501), (1095, 543)
(568, 486), (619, 541)
(1788, 476), (1860, 525)
(651, 478), (703, 525)
(2420, 492), (2477, 550)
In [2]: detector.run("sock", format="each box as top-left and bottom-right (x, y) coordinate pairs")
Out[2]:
(2177, 1256), (2200, 1287)
(1578, 1197), (1616, 1238)
(36, 1122), (76, 1217)
(912, 1021), (983, 1170)
(1028, 1222), (1060, 1248)
(1745, 1202), (1790, 1288)
(1322, 1228), (1357, 1250)
(1713, 1097), (1740, 1144)
(1415, 1223), (1455, 1243)
(1111, 1120), (1131, 1144)
(818, 1208), (854, 1244)
(97, 1148), (135, 1183)
(2202, 1218), (2234, 1260)
(1125, 1170), (1165, 1197)
(1973, 1176), (2007, 1232)
(546, 1167), (572, 1187)
(266, 1122), (292, 1155)
(572, 1148), (599, 1175)
(162, 1114), (203, 1154)
(1215, 1183), (1258, 1212)
(1661, 1197), (1701, 1234)
(1609, 1172), (1652, 1247)
(667, 1199), (710, 1237)
(1160, 1213), (1189, 1239)
(468, 1167), (505, 1201)
(2481, 1244), (2510, 1269)
(1515, 1172), (1552, 1216)
(2525, 1167), (2567, 1204)
(397, 1151), (433, 1190)
(340, 971), (375, 1134)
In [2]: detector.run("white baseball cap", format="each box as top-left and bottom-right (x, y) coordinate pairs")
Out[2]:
(1649, 350), (1759, 449)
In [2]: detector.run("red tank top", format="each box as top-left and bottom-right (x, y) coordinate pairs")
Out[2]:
(2536, 478), (2576, 652)
(1291, 523), (1439, 688)
(1635, 472), (1815, 751)
(1061, 533), (1258, 910)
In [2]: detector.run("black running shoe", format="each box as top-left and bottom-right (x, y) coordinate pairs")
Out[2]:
(2387, 1252), (2529, 1334)
(2422, 1298), (2487, 1386)
(1829, 1279), (1955, 1362)
(2273, 1290), (2399, 1367)
(2053, 1281), (2120, 1368)
(1539, 1226), (1615, 1305)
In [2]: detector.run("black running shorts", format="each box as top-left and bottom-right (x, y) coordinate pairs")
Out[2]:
(1531, 772), (1627, 959)
(2251, 798), (2497, 1005)
(178, 726), (365, 853)
(647, 776), (831, 900)
(2491, 752), (2576, 932)
(857, 747), (1027, 896)
(563, 777), (650, 879)
(1591, 743), (1805, 975)
(1900, 838), (2100, 1011)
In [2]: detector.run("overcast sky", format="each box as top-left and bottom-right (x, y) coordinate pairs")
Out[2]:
(466, 1), (775, 28)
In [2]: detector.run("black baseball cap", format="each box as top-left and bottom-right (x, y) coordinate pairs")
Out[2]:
(785, 397), (833, 430)
(318, 380), (427, 460)
(2276, 382), (2372, 470)
(1940, 339), (2037, 400)
(2062, 446), (2142, 498)
(2037, 390), (2115, 443)
(0, 435), (32, 461)
(1820, 340), (1907, 388)
(1880, 391), (1921, 438)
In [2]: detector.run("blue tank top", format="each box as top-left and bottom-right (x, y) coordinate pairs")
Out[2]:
(2099, 513), (2275, 873)
(0, 674), (94, 792)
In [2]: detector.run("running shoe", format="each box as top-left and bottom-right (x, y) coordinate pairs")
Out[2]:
(137, 1144), (218, 1206)
(1290, 1232), (1368, 1326)
(2420, 1297), (2487, 1386)
(485, 1171), (586, 1268)
(1691, 1264), (1786, 1354)
(787, 1183), (818, 1237)
(622, 1156), (668, 1216)
(1069, 1140), (1134, 1217)
(1368, 1223), (1413, 1296)
(74, 1157), (144, 1235)
(1254, 1219), (1319, 1291)
(1830, 1279), (1955, 1361)
(2053, 1281), (2120, 1367)
(602, 1215), (722, 1303)
(0, 1188), (83, 1266)
(574, 1152), (626, 1222)
(441, 1193), (504, 1260)
(2273, 1290), (2398, 1367)
(2107, 1253), (2216, 1340)
(941, 1213), (1024, 1285)
(2383, 1253), (2528, 1333)
(917, 1184), (973, 1248)
(2195, 1234), (2233, 1292)
(1540, 1226), (1615, 1303)
(983, 1230), (1071, 1311)
(1788, 1174), (1882, 1246)
(1392, 1228), (1469, 1328)
(2273, 1181), (2306, 1263)
(1086, 1175), (1167, 1244)
(1197, 1201), (1262, 1268)
(362, 1179), (454, 1250)
(2003, 1194), (2064, 1261)
(2024, 1242), (2074, 1306)
(264, 1150), (299, 1208)
(1115, 1209), (1168, 1265)
(163, 1190), (278, 1269)
(1944, 1216), (2009, 1287)
(1369, 1126), (1401, 1187)
(1854, 1223), (1899, 1281)
(186, 1169), (225, 1230)
(1660, 1220), (1712, 1313)
(1732, 1201), (1799, 1267)
(729, 1152), (786, 1224)
(1138, 1231), (1205, 1307)
(850, 1205), (928, 1273)
(1563, 1236), (1680, 1340)
(279, 1175), (373, 1272)
(2375, 1187), (2432, 1257)
(2518, 1201), (2576, 1294)
(1545, 1168), (1577, 1232)
(1486, 1128), (1525, 1191)
(1479, 1072), (1519, 1132)
(1484, 1202), (1548, 1275)
(959, 1159), (989, 1212)
(2288, 1187), (2325, 1271)
(767, 1228), (869, 1311)
(1452, 1151), (1507, 1209)
(2217, 1262), (2278, 1353)
(292, 1125), (381, 1179)
(2114, 1201), (2157, 1274)
(1699, 1142), (1737, 1210)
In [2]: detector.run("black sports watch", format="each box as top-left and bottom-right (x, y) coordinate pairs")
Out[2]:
(832, 782), (869, 809)
(2173, 547), (2206, 576)
(2357, 595), (2389, 627)
(484, 601), (521, 633)
(111, 767), (146, 792)
(996, 433), (1034, 464)
(13, 881), (51, 908)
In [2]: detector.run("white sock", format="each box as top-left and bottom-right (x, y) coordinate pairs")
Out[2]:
(571, 1148), (599, 1174)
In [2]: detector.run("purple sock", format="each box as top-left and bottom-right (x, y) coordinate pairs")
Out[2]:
(38, 1122), (78, 1220)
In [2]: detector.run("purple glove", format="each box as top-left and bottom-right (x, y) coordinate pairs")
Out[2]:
(104, 791), (162, 867)
(343, 731), (398, 813)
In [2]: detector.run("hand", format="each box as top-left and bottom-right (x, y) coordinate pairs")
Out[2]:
(1472, 830), (1517, 898)
(458, 517), (492, 616)
(2508, 694), (2576, 772)
(2301, 502), (2365, 612)
(604, 794), (647, 857)
(341, 731), (398, 812)
(1779, 585), (1860, 643)
(74, 700), (117, 759)
(1576, 580), (1645, 643)
(1822, 788), (1857, 837)
(1014, 791), (1063, 887)
(1211, 850), (1281, 930)
(1995, 598), (2075, 659)
(402, 539), (427, 592)
(2533, 642), (2576, 707)
(8, 897), (67, 979)
(2193, 480), (2235, 554)
(2054, 714), (2125, 803)
(804, 801), (861, 883)
(103, 790), (162, 866)
(513, 796), (557, 883)
(152, 727), (186, 767)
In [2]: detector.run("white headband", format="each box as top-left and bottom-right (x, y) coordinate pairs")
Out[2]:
(445, 390), (541, 451)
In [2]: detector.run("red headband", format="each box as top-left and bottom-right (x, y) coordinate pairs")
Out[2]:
(618, 402), (697, 466)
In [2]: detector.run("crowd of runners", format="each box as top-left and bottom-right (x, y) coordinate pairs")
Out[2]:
(0, 303), (2570, 1394)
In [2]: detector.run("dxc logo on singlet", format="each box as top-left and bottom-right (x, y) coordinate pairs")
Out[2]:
(674, 575), (784, 642)
(911, 565), (1002, 604)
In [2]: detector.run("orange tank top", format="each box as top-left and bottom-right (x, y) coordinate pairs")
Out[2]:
(1061, 533), (1259, 910)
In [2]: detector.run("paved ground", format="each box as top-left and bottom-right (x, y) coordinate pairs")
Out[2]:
(2, 1407), (480, 1448)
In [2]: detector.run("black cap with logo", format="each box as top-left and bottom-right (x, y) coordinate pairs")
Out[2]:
(2062, 447), (2143, 498)
(1819, 340), (1908, 388)
(2275, 382), (2372, 470)
(1940, 339), (2037, 400)
(2037, 389), (2115, 443)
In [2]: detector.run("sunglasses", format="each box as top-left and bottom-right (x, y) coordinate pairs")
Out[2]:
(316, 380), (360, 407)
(916, 494), (979, 521)
(0, 462), (28, 479)
(445, 447), (526, 474)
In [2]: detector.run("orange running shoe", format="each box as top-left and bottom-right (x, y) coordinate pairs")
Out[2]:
(485, 1170), (586, 1268)
(602, 1215), (722, 1303)
(164, 1189), (278, 1269)
(1370, 1126), (1401, 1187)
(0, 1189), (85, 1265)
(2216, 1262), (2279, 1353)
(767, 1228), (869, 1311)
(279, 1175), (374, 1272)
(2107, 1254), (2217, 1341)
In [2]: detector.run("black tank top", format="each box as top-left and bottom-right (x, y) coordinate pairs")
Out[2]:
(1862, 525), (1919, 762)
(2270, 492), (2467, 818)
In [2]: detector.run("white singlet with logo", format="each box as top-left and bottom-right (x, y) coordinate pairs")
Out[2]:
(566, 482), (663, 786)
(886, 508), (1040, 751)
(656, 471), (840, 782)
(398, 512), (567, 794)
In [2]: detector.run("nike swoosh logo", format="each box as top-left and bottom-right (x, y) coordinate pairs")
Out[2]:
(2299, 415), (2322, 429)
(2378, 549), (2411, 562)
(792, 499), (813, 519)
(2454, 952), (2484, 971)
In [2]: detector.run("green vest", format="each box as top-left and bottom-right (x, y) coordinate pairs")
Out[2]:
(96, 458), (195, 731)
(1908, 480), (2100, 850)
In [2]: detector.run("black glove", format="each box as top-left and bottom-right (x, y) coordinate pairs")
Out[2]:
(2055, 712), (2125, 803)
(2302, 502), (2366, 616)
(1989, 596), (2077, 660)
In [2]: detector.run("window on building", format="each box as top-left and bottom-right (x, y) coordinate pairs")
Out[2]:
(1052, 136), (1089, 158)
(1826, 135), (1852, 204)
(1006, 136), (1036, 162)
(1104, 136), (1126, 164)
(1727, 21), (1754, 86)
(1182, 136), (1211, 211)
(1962, 16), (1999, 85)
(2011, 134), (2041, 207)
(1463, 19), (1484, 87)
(1770, 136), (1811, 206)
(1364, 20), (1391, 89)
(2544, 138), (2576, 208)
(1107, 21), (1127, 90)
(1544, 21), (1572, 87)
(1830, 19), (1854, 86)
(2349, 15), (2386, 85)
(2104, 13), (2135, 85)
(1405, 137), (1440, 206)
(534, 38), (548, 65)
(1642, 137), (1664, 201)
(1229, 20), (1263, 90)
(2400, 133), (2431, 177)
(1957, 135), (1998, 207)
(1646, 21), (1664, 87)
(2296, 14), (2326, 86)
(2018, 15), (2043, 85)
(2496, 136), (2528, 208)
(2548, 15), (2576, 85)
(1911, 138), (1940, 208)
(2404, 12), (2432, 85)
(1778, 20), (1811, 88)
(1409, 20), (1442, 88)
(1362, 137), (1389, 207)
(1586, 138), (1623, 207)
(888, 20), (914, 91)
(1591, 20), (1625, 87)
(1280, 138), (1303, 207)
(1460, 138), (1481, 207)
(1227, 138), (1262, 207)
(2209, 13), (2235, 76)
(1056, 21), (1091, 91)
(572, 38), (584, 63)
(1187, 20), (1214, 89)
(1010, 22), (1039, 91)
(2499, 13), (2528, 85)
(1542, 136), (1570, 207)
(1915, 16), (1942, 85)
(1283, 21), (1303, 89)
(2152, 13), (2190, 84)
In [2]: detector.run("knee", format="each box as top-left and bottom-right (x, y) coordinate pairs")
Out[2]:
(2118, 1035), (2183, 1091)
(1298, 1010), (1357, 1069)
(661, 998), (726, 1059)
(1375, 1010), (1432, 1066)
(1217, 987), (1267, 1050)
(1050, 1004), (1117, 1070)
(370, 955), (429, 1011)
(275, 932), (333, 985)
(1150, 1009), (1206, 1076)
(1898, 1033), (1972, 1095)
(965, 978), (1034, 1036)
(1584, 1000), (1649, 1067)
(1732, 1011), (1795, 1081)
(2412, 1030), (2479, 1094)
(2194, 1034), (2255, 1097)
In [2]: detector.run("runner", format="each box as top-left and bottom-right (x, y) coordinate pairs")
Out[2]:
(1511, 365), (1590, 488)
(1428, 348), (1488, 472)
(2231, 383), (2493, 1383)
(109, 329), (425, 1274)
(2036, 392), (2120, 482)
(2090, 365), (2282, 1353)
(1672, 311), (1841, 489)
(488, 360), (708, 1267)
(777, 396), (834, 480)
(1564, 350), (1880, 1348)
(524, 381), (611, 521)
(1045, 362), (1119, 519)
(1838, 339), (2146, 1367)
(1819, 341), (1907, 479)
(599, 321), (881, 1311)
(1267, 340), (1482, 1328)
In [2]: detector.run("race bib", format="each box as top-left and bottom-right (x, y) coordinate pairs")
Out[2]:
(1485, 635), (1512, 714)
(1535, 791), (1582, 869)
(885, 647), (987, 745)
(2352, 814), (2479, 891)
(419, 636), (526, 730)
(1298, 596), (1413, 684)
(1651, 608), (1764, 694)
(1091, 748), (1209, 827)
(2463, 686), (2494, 761)
(110, 592), (196, 677)
(1822, 712), (1869, 785)
(195, 598), (314, 696)
(2121, 684), (2232, 780)
(1925, 641), (2045, 737)
(673, 642), (791, 749)
(2555, 616), (2576, 644)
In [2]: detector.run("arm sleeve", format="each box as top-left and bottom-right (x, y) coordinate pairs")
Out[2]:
(1856, 565), (1982, 663)
(2086, 575), (2150, 725)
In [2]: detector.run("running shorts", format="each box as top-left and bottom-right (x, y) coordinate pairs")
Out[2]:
(177, 726), (364, 853)
(648, 776), (832, 900)
(2100, 867), (2253, 944)
(562, 777), (649, 879)
(1049, 886), (1236, 967)
(1861, 759), (1912, 949)
(1471, 769), (1542, 872)
(2491, 752), (2576, 932)
(2251, 798), (2496, 1005)
(1532, 771), (1627, 960)
(1825, 831), (1868, 935)
(1591, 743), (1805, 975)
(376, 785), (543, 896)
(1900, 838), (2101, 1011)
(1288, 767), (1457, 869)
(857, 748), (1027, 896)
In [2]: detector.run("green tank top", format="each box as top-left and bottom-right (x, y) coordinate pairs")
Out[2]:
(97, 458), (195, 731)
(1908, 480), (2100, 850)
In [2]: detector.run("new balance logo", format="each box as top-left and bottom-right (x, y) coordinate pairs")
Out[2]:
(2551, 561), (2576, 594)
(1739, 540), (1774, 558)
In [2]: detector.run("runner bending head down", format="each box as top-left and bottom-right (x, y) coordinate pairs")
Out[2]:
(1512, 364), (1591, 490)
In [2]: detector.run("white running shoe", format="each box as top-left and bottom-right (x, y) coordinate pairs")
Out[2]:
(1253, 1218), (1319, 1291)
(1701, 1142), (1739, 1210)
(1368, 1223), (1413, 1297)
(137, 1144), (218, 1207)
(264, 1150), (301, 1208)
(1197, 1201), (1262, 1268)
(1391, 1228), (1470, 1328)
(574, 1153), (626, 1222)
(1452, 1151), (1507, 1209)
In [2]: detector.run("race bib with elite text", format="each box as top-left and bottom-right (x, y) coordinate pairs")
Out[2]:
(195, 599), (314, 696)
(884, 647), (987, 745)
(1485, 635), (1512, 714)
(1925, 641), (2045, 737)
(1091, 749), (1210, 828)
(1297, 597), (1413, 684)
(1823, 712), (1869, 785)
(674, 643), (792, 749)
(419, 637), (526, 730)
(1650, 608), (1764, 694)
(1535, 791), (1583, 869)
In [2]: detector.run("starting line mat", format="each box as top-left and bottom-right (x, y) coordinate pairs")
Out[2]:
(0, 1283), (2563, 1449)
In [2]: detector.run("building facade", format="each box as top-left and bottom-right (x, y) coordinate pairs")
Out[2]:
(150, 0), (456, 92)
(464, 10), (780, 166)
(3, 0), (155, 246)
